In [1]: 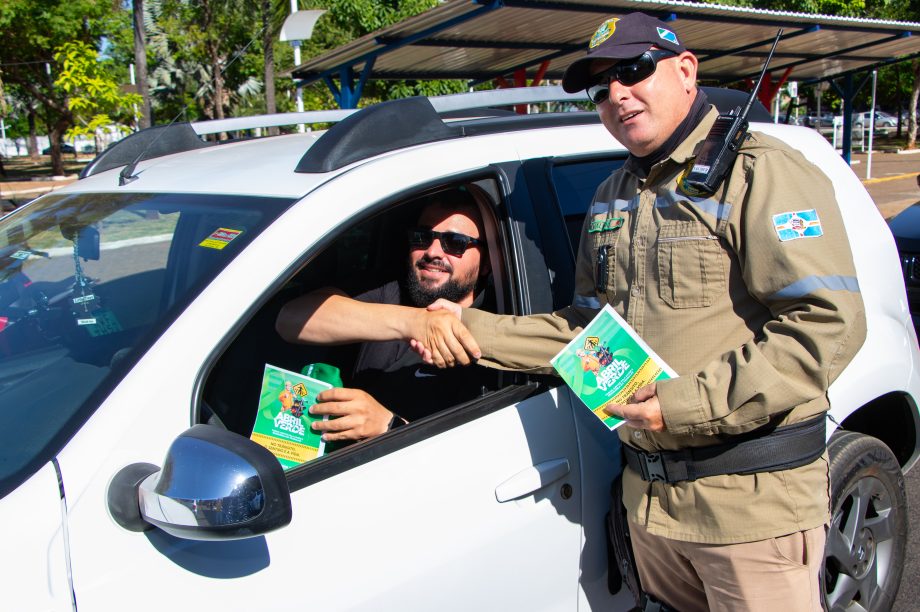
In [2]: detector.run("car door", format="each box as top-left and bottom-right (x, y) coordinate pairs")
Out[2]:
(60, 141), (595, 610)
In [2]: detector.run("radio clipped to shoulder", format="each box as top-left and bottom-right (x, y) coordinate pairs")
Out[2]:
(681, 29), (784, 196)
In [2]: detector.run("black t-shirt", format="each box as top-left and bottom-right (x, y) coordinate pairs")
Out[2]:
(350, 280), (498, 423)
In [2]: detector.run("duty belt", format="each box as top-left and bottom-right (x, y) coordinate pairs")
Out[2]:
(623, 415), (827, 484)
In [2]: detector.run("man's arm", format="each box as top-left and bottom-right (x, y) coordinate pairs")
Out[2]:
(275, 287), (481, 366)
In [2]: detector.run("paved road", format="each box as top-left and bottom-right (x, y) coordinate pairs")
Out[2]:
(892, 467), (919, 611)
(859, 152), (920, 611)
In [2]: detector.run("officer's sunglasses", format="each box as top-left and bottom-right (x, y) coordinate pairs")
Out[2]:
(408, 228), (481, 257)
(586, 49), (677, 105)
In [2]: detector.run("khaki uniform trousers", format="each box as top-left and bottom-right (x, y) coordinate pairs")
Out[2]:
(629, 521), (826, 612)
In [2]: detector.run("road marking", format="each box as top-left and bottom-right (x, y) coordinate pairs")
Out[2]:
(862, 171), (920, 185)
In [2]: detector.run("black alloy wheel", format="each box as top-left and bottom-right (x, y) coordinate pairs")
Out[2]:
(823, 430), (908, 612)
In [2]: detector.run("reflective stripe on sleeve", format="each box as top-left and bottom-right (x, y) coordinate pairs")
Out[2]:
(657, 191), (733, 221)
(574, 294), (601, 309)
(769, 275), (861, 300)
(590, 198), (635, 214)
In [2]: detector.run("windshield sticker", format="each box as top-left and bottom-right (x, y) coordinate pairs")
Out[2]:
(773, 209), (823, 242)
(199, 227), (243, 250)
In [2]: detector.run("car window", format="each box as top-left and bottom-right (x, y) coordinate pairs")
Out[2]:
(550, 158), (625, 255)
(0, 192), (293, 499)
(200, 179), (513, 476)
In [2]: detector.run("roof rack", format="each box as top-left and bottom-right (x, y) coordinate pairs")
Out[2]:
(79, 86), (588, 180)
(78, 86), (769, 180)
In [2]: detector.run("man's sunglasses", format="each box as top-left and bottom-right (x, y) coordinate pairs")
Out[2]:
(586, 49), (677, 104)
(408, 228), (481, 257)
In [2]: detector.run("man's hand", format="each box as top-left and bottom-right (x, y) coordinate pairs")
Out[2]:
(310, 387), (394, 442)
(407, 307), (480, 368)
(603, 383), (665, 431)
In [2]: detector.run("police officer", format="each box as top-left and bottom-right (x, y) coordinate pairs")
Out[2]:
(424, 12), (866, 611)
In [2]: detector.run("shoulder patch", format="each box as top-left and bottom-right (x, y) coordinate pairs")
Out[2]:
(773, 209), (823, 241)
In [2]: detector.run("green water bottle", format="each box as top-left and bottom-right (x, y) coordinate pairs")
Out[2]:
(300, 362), (343, 388)
(300, 362), (346, 454)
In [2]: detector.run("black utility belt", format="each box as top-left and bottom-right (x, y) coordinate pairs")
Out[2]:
(623, 415), (826, 484)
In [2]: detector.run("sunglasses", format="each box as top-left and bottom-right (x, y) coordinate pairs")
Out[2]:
(586, 50), (677, 104)
(408, 228), (481, 257)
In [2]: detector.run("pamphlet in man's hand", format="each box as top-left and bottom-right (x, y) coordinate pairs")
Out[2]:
(251, 363), (331, 469)
(550, 304), (677, 430)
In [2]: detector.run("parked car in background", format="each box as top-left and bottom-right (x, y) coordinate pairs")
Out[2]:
(41, 143), (76, 155)
(853, 111), (898, 128)
(0, 87), (917, 612)
(802, 112), (836, 128)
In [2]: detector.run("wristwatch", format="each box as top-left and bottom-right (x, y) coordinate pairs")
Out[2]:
(387, 413), (408, 431)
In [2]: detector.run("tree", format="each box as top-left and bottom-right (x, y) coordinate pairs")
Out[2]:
(133, 0), (153, 128)
(0, 0), (128, 174)
(53, 41), (142, 152)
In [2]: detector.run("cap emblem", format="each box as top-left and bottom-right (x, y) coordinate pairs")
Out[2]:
(590, 18), (619, 48)
(657, 27), (678, 45)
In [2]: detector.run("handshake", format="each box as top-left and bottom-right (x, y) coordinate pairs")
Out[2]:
(406, 299), (480, 368)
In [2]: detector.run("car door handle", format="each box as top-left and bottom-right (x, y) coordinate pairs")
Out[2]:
(494, 458), (571, 503)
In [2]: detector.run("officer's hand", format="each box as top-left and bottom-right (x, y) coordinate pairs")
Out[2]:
(408, 308), (480, 368)
(603, 383), (665, 432)
(426, 298), (462, 319)
(310, 387), (394, 441)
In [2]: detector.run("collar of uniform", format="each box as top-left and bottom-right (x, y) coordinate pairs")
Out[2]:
(668, 106), (719, 166)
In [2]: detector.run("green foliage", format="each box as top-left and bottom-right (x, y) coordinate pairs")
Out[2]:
(53, 41), (142, 138)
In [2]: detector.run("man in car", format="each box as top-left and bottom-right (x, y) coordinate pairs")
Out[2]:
(275, 187), (491, 444)
(416, 12), (866, 611)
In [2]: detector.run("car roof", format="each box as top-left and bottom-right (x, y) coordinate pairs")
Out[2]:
(60, 86), (772, 200)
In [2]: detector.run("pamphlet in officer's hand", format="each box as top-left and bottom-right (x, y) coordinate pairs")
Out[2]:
(550, 304), (677, 430)
(251, 363), (331, 469)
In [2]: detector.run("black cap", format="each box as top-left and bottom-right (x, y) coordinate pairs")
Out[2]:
(562, 12), (687, 93)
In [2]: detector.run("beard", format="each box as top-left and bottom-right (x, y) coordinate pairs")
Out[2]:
(405, 256), (478, 307)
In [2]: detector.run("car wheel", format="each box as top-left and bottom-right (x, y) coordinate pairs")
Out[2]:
(823, 430), (908, 612)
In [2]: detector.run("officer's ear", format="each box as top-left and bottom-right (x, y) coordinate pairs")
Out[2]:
(675, 52), (699, 93)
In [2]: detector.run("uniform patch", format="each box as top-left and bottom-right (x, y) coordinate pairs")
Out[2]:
(588, 217), (624, 233)
(677, 162), (708, 197)
(657, 27), (678, 45)
(773, 210), (823, 241)
(590, 18), (619, 48)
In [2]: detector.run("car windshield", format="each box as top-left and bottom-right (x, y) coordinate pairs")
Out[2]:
(0, 191), (293, 498)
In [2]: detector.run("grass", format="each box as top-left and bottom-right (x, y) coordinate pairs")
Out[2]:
(1, 155), (90, 180)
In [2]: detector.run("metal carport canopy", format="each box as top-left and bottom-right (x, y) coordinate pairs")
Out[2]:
(291, 0), (920, 100)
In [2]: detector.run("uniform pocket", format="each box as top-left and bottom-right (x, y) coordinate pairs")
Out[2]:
(656, 223), (725, 308)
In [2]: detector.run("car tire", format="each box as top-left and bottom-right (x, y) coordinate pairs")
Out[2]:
(823, 430), (908, 612)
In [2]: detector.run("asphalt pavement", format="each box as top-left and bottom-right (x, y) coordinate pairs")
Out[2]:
(861, 150), (920, 612)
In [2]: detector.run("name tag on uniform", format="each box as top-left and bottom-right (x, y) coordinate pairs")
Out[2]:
(588, 217), (624, 233)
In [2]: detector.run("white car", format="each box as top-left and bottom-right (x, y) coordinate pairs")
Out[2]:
(1, 87), (917, 612)
(853, 111), (898, 129)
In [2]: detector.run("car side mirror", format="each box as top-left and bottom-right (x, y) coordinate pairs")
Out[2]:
(107, 424), (292, 541)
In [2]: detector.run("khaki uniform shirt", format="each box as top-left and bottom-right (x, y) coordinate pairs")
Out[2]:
(463, 108), (867, 544)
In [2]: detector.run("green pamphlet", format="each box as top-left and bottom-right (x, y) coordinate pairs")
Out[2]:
(550, 304), (677, 430)
(251, 363), (331, 470)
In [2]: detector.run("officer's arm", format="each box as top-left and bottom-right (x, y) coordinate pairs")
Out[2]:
(460, 205), (602, 373)
(657, 148), (867, 435)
